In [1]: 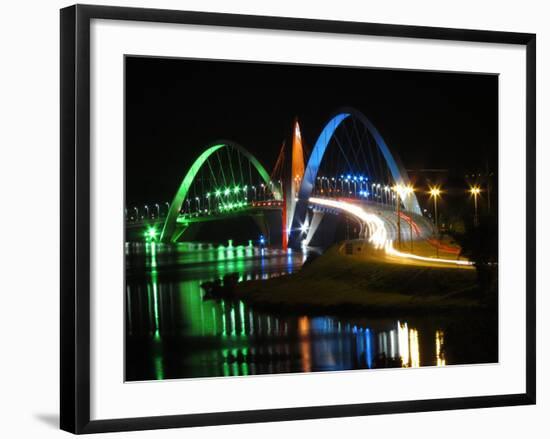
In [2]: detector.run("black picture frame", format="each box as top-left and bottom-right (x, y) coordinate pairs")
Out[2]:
(60, 4), (536, 434)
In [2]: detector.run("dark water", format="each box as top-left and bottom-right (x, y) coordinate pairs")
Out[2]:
(125, 242), (497, 381)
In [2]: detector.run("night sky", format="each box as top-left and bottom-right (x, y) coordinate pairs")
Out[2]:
(125, 56), (498, 206)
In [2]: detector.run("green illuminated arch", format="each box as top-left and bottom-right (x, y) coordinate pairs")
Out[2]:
(160, 141), (280, 243)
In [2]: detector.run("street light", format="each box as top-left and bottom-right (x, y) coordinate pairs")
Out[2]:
(145, 226), (157, 242)
(404, 185), (415, 252)
(429, 186), (442, 258)
(214, 189), (222, 212)
(392, 184), (405, 249)
(469, 185), (481, 226)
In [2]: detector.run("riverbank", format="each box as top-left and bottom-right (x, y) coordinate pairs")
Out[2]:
(236, 243), (484, 315)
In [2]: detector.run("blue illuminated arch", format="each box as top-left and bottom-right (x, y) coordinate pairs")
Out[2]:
(289, 108), (421, 247)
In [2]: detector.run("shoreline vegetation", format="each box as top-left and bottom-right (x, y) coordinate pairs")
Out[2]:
(229, 243), (490, 316)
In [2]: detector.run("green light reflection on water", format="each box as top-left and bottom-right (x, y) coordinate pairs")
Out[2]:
(174, 244), (256, 337)
(154, 354), (164, 380)
(149, 242), (164, 379)
(152, 242), (261, 377)
(176, 280), (225, 337)
(150, 243), (160, 336)
(230, 306), (237, 337)
(239, 301), (246, 336)
(221, 300), (227, 337)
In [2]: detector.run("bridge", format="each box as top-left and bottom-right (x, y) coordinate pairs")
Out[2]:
(129, 107), (469, 266)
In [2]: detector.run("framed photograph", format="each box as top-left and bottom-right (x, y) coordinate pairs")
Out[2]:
(60, 4), (536, 434)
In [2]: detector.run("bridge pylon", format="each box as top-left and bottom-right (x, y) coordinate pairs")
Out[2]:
(272, 118), (306, 250)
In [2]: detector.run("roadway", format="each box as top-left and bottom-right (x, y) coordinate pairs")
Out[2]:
(309, 197), (472, 269)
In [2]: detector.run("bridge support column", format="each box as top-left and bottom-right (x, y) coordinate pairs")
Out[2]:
(282, 192), (288, 250)
(302, 210), (324, 247)
(252, 214), (270, 245)
(171, 225), (188, 243)
(359, 221), (367, 240)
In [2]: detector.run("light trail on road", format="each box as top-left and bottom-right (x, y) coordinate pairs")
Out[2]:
(308, 197), (389, 249)
(308, 197), (473, 267)
(385, 244), (473, 267)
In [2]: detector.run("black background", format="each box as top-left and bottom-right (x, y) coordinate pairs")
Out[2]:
(125, 56), (498, 206)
